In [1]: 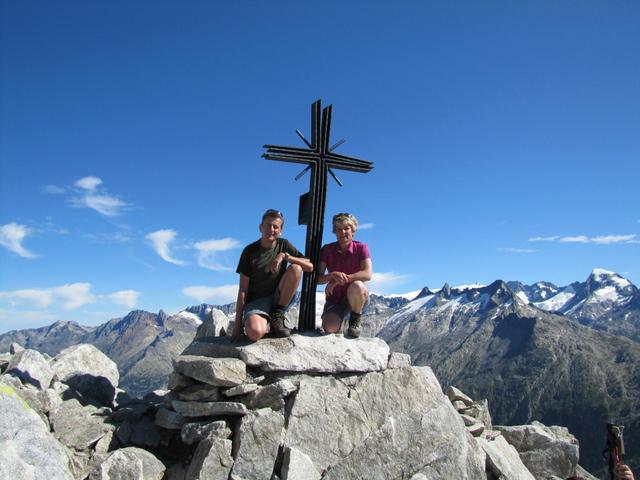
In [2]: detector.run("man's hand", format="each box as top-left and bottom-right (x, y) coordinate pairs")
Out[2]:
(616, 464), (635, 480)
(330, 271), (349, 285)
(269, 253), (286, 274)
(326, 281), (337, 296)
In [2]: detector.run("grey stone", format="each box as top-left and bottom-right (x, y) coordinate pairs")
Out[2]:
(181, 420), (231, 445)
(6, 348), (54, 389)
(51, 344), (119, 405)
(186, 438), (233, 480)
(452, 400), (467, 411)
(195, 308), (230, 338)
(281, 446), (322, 480)
(0, 386), (74, 480)
(223, 383), (259, 397)
(241, 379), (298, 410)
(173, 355), (246, 387)
(182, 336), (243, 358)
(495, 421), (579, 480)
(50, 397), (114, 450)
(156, 407), (187, 429)
(10, 342), (24, 354)
(409, 475), (428, 480)
(168, 371), (195, 390)
(178, 384), (221, 401)
(478, 434), (536, 480)
(238, 333), (389, 373)
(128, 416), (161, 448)
(94, 430), (116, 454)
(172, 399), (248, 417)
(0, 374), (51, 424)
(387, 351), (411, 368)
(110, 403), (150, 422)
(445, 385), (474, 406)
(231, 408), (285, 480)
(88, 447), (165, 480)
(460, 413), (478, 426)
(286, 366), (486, 478)
(0, 353), (10, 372)
(467, 423), (485, 437)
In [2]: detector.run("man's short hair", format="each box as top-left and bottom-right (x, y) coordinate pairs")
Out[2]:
(332, 212), (358, 233)
(261, 209), (284, 225)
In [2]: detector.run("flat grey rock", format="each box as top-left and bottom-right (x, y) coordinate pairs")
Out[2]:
(446, 386), (474, 406)
(241, 379), (298, 411)
(88, 447), (165, 480)
(178, 384), (221, 402)
(387, 352), (411, 368)
(173, 355), (246, 387)
(51, 344), (119, 405)
(282, 446), (321, 480)
(186, 438), (233, 480)
(6, 349), (54, 389)
(182, 336), (244, 358)
(155, 407), (187, 429)
(478, 434), (536, 480)
(495, 422), (579, 480)
(172, 399), (248, 417)
(231, 408), (284, 480)
(223, 383), (258, 397)
(181, 420), (231, 445)
(0, 386), (74, 480)
(50, 397), (114, 450)
(238, 333), (389, 373)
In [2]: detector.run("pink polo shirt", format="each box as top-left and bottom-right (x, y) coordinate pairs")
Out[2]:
(320, 240), (371, 303)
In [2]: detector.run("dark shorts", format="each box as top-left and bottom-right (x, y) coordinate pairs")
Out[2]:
(322, 296), (370, 324)
(243, 289), (288, 325)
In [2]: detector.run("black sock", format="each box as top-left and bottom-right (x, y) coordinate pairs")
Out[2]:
(273, 304), (286, 314)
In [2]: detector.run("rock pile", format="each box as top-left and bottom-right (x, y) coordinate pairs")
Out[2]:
(1, 335), (596, 480)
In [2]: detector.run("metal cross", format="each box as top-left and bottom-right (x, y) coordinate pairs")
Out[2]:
(263, 99), (373, 331)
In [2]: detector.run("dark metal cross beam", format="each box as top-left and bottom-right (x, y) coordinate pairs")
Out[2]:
(263, 99), (373, 331)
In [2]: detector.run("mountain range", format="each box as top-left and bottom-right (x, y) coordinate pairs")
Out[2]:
(1, 268), (639, 473)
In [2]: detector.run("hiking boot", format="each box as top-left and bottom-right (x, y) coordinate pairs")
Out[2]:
(346, 314), (361, 338)
(270, 310), (291, 338)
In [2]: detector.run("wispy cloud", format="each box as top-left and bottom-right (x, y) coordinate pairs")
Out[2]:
(0, 283), (96, 310)
(528, 236), (559, 242)
(194, 237), (241, 271)
(183, 285), (238, 304)
(358, 223), (375, 230)
(146, 229), (186, 265)
(108, 290), (140, 309)
(42, 184), (67, 194)
(68, 176), (131, 217)
(84, 232), (132, 244)
(529, 234), (637, 245)
(502, 247), (539, 253)
(368, 271), (409, 293)
(75, 176), (103, 191)
(0, 223), (38, 258)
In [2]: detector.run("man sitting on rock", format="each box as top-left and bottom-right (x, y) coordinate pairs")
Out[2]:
(231, 209), (313, 341)
(317, 212), (372, 338)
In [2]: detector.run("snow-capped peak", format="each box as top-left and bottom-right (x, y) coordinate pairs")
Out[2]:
(175, 310), (203, 325)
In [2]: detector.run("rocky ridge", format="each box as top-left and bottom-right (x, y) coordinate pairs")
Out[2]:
(1, 329), (594, 480)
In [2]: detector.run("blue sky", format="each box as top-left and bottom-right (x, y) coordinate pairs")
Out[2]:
(1, 1), (639, 332)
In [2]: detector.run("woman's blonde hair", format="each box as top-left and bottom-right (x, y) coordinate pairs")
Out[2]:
(332, 212), (358, 233)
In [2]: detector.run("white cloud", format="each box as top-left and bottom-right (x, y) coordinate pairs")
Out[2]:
(52, 283), (96, 310)
(503, 247), (539, 253)
(528, 236), (559, 242)
(0, 223), (38, 258)
(109, 290), (140, 309)
(84, 232), (131, 243)
(146, 229), (186, 266)
(559, 236), (590, 243)
(194, 237), (241, 271)
(0, 283), (95, 310)
(75, 176), (103, 191)
(368, 272), (409, 294)
(358, 223), (375, 230)
(591, 234), (636, 245)
(183, 285), (238, 304)
(42, 184), (67, 194)
(0, 309), (60, 331)
(68, 176), (130, 217)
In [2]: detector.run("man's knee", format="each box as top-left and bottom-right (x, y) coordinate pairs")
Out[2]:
(245, 316), (268, 341)
(348, 281), (368, 296)
(286, 263), (303, 279)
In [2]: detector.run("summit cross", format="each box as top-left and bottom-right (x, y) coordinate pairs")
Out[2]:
(263, 99), (373, 331)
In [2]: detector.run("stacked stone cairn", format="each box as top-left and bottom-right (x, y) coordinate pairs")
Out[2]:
(1, 333), (595, 480)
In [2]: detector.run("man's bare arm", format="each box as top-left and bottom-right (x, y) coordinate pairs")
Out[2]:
(231, 274), (250, 341)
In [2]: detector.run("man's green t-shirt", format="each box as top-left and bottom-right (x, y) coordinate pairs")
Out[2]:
(236, 238), (304, 303)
